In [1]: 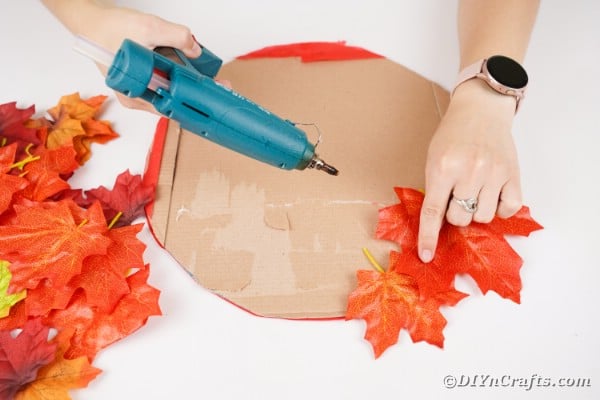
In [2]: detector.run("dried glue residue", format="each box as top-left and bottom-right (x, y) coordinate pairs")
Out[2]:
(190, 169), (232, 219)
(190, 176), (298, 296)
(264, 206), (290, 230)
(260, 199), (394, 292)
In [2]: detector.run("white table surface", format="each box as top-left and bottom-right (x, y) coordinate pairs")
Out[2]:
(2, 1), (599, 399)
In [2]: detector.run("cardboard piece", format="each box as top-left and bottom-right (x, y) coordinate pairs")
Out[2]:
(146, 45), (449, 318)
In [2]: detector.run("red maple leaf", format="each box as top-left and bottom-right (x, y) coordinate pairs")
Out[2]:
(0, 318), (57, 399)
(375, 188), (543, 302)
(0, 102), (41, 146)
(85, 169), (155, 227)
(0, 200), (111, 293)
(389, 250), (468, 304)
(375, 187), (423, 251)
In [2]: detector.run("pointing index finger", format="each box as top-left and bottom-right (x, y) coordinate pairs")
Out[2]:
(418, 179), (453, 263)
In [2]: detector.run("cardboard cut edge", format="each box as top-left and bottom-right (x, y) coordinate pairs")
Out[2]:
(145, 118), (182, 246)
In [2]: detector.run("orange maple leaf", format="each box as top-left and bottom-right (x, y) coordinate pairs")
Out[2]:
(0, 200), (111, 293)
(0, 217), (150, 327)
(70, 223), (147, 313)
(45, 93), (118, 164)
(0, 143), (28, 215)
(346, 263), (451, 358)
(15, 329), (101, 400)
(47, 93), (107, 121)
(19, 145), (79, 202)
(45, 268), (161, 362)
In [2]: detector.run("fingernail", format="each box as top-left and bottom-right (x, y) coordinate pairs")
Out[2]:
(420, 249), (433, 263)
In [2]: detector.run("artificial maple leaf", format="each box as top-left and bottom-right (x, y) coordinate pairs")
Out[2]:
(15, 328), (101, 400)
(0, 200), (111, 293)
(0, 318), (57, 400)
(0, 143), (29, 215)
(346, 266), (448, 358)
(13, 213), (144, 318)
(75, 119), (119, 164)
(46, 115), (85, 150)
(0, 172), (28, 216)
(440, 222), (525, 303)
(70, 224), (146, 313)
(81, 119), (119, 145)
(375, 187), (423, 251)
(45, 268), (161, 361)
(407, 297), (449, 347)
(389, 250), (468, 305)
(0, 102), (41, 146)
(375, 188), (543, 302)
(85, 169), (155, 227)
(0, 300), (27, 331)
(488, 206), (543, 236)
(19, 145), (79, 202)
(0, 142), (18, 170)
(17, 278), (78, 319)
(46, 94), (118, 164)
(47, 93), (107, 122)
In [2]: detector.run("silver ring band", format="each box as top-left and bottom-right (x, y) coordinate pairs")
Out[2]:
(453, 197), (478, 213)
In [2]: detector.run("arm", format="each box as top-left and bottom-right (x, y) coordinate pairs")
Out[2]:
(417, 0), (540, 263)
(41, 0), (201, 112)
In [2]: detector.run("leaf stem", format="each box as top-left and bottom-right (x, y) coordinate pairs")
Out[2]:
(362, 248), (385, 273)
(108, 211), (123, 229)
(77, 219), (88, 228)
(9, 145), (40, 170)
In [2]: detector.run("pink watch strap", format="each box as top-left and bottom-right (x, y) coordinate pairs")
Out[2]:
(452, 59), (485, 96)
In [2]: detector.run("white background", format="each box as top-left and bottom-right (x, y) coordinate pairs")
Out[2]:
(2, 1), (599, 399)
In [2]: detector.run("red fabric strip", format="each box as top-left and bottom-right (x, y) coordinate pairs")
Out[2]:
(143, 116), (169, 220)
(237, 41), (383, 62)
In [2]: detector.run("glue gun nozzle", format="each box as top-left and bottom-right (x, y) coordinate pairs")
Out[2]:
(308, 156), (339, 176)
(320, 162), (339, 176)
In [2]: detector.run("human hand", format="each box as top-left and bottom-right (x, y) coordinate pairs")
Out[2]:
(76, 5), (201, 113)
(417, 79), (523, 263)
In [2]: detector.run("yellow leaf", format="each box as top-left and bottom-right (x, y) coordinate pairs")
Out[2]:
(0, 260), (26, 318)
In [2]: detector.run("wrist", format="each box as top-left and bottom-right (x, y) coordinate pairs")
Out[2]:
(450, 79), (516, 117)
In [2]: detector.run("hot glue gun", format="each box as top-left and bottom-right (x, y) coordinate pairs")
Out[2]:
(73, 36), (338, 176)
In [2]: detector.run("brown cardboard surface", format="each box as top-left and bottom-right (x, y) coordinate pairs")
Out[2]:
(147, 54), (449, 318)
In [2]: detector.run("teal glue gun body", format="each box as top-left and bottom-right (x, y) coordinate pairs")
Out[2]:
(105, 39), (338, 175)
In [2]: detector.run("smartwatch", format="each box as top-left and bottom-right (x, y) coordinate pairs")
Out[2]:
(452, 55), (529, 112)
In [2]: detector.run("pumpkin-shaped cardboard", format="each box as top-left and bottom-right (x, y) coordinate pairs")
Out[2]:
(145, 43), (449, 318)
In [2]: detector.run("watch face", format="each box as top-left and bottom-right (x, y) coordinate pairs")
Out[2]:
(486, 55), (528, 89)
